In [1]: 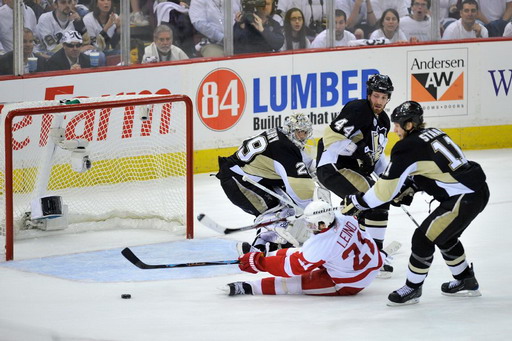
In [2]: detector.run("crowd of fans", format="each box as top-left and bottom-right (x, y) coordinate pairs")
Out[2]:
(0, 0), (511, 75)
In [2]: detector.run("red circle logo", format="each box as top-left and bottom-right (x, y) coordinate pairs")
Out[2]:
(196, 68), (246, 131)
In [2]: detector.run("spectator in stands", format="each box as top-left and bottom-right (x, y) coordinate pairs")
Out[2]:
(154, 0), (196, 58)
(282, 7), (310, 50)
(337, 0), (377, 39)
(45, 30), (91, 70)
(129, 0), (149, 26)
(442, 0), (488, 40)
(437, 0), (458, 36)
(400, 0), (432, 42)
(189, 0), (240, 58)
(24, 0), (50, 20)
(142, 24), (188, 63)
(504, 21), (512, 37)
(311, 9), (356, 48)
(0, 0), (37, 54)
(83, 0), (120, 55)
(0, 28), (46, 75)
(477, 0), (512, 37)
(36, 0), (92, 55)
(278, 0), (327, 40)
(369, 8), (408, 42)
(370, 0), (409, 20)
(233, 0), (284, 55)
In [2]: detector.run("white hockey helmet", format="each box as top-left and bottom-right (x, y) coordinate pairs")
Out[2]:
(303, 200), (335, 231)
(282, 113), (313, 149)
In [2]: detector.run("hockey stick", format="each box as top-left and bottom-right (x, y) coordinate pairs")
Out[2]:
(401, 206), (420, 228)
(121, 247), (239, 269)
(197, 213), (301, 235)
(242, 175), (304, 214)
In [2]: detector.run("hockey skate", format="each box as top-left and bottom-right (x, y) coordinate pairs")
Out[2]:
(226, 282), (253, 296)
(387, 285), (422, 306)
(441, 264), (481, 297)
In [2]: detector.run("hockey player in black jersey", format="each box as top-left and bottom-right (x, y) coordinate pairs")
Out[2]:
(216, 113), (316, 251)
(316, 74), (394, 253)
(341, 101), (490, 306)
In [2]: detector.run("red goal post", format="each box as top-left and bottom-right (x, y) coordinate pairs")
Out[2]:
(1, 94), (194, 261)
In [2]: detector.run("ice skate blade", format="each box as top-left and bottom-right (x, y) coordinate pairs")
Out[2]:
(441, 289), (481, 297)
(386, 298), (420, 307)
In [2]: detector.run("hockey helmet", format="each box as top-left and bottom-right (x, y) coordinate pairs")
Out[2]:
(366, 74), (394, 98)
(391, 101), (424, 130)
(282, 113), (313, 149)
(303, 200), (335, 231)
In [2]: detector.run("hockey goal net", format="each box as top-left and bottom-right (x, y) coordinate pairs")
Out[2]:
(0, 94), (193, 261)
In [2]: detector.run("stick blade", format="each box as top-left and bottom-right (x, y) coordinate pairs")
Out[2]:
(197, 213), (228, 234)
(121, 247), (167, 269)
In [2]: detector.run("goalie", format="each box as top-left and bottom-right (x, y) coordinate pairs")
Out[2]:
(215, 113), (317, 252)
(225, 200), (385, 296)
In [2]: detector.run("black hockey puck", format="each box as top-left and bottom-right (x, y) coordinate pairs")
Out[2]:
(121, 294), (131, 299)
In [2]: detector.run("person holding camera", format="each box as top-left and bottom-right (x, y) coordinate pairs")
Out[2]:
(233, 0), (284, 54)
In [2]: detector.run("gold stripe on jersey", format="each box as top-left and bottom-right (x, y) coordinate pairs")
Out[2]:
(445, 254), (466, 266)
(241, 155), (281, 180)
(339, 169), (372, 192)
(374, 178), (401, 203)
(409, 264), (430, 274)
(322, 126), (363, 150)
(362, 218), (388, 227)
(425, 195), (463, 241)
(411, 161), (459, 183)
(234, 178), (268, 213)
(288, 177), (315, 200)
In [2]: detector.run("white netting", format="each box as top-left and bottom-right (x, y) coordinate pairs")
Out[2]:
(0, 95), (191, 259)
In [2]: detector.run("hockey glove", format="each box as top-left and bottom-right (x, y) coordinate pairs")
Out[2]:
(340, 193), (369, 216)
(353, 142), (374, 176)
(238, 252), (265, 274)
(391, 179), (419, 207)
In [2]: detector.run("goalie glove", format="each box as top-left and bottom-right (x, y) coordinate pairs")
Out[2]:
(238, 252), (265, 274)
(391, 179), (419, 207)
(353, 142), (374, 176)
(340, 192), (370, 216)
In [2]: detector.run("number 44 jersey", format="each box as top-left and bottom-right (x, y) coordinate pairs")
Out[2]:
(364, 127), (487, 206)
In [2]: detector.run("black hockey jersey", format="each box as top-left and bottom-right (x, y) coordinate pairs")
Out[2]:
(319, 99), (390, 170)
(226, 128), (314, 205)
(362, 127), (487, 207)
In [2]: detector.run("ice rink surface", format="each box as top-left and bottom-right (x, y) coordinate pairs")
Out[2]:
(1, 149), (511, 341)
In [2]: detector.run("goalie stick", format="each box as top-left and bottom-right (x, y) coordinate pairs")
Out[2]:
(197, 213), (302, 235)
(241, 175), (304, 214)
(121, 247), (239, 269)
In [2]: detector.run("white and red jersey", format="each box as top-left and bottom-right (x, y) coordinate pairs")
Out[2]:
(254, 212), (383, 295)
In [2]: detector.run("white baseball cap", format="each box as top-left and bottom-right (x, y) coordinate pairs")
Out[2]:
(62, 30), (83, 44)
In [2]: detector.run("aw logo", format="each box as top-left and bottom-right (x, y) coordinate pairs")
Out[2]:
(196, 68), (246, 131)
(407, 49), (468, 116)
(411, 71), (463, 101)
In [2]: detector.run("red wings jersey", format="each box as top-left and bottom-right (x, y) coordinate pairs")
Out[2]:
(263, 213), (383, 290)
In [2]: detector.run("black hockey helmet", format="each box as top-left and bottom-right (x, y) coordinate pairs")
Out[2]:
(366, 74), (394, 98)
(391, 101), (424, 130)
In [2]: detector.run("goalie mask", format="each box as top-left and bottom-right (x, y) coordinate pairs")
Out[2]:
(303, 200), (335, 232)
(282, 113), (313, 149)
